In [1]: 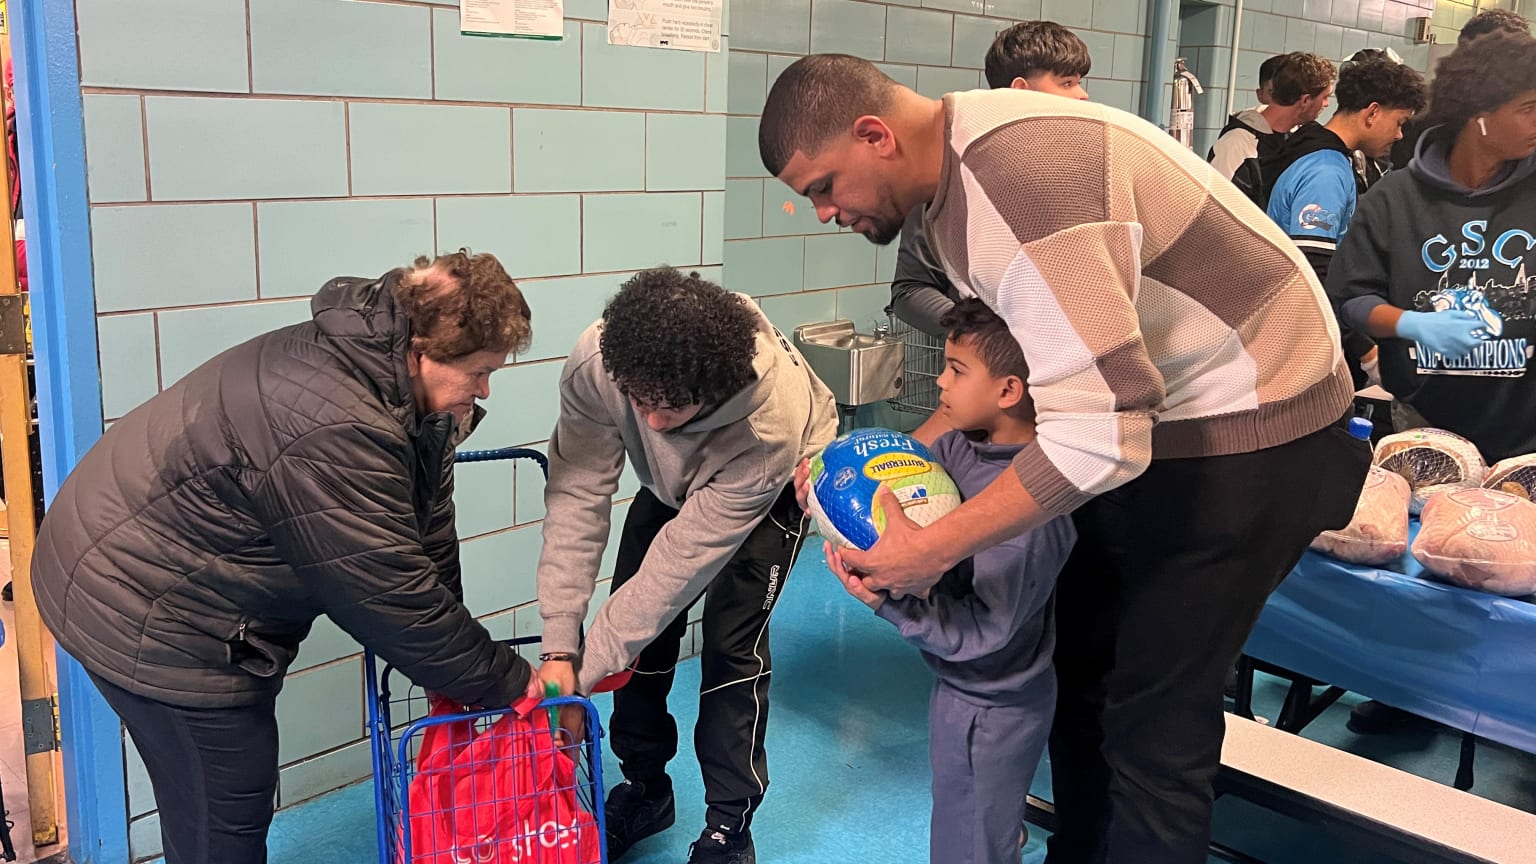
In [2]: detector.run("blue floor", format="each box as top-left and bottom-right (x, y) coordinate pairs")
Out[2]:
(252, 554), (1536, 864)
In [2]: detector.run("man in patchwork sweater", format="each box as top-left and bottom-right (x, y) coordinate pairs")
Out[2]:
(760, 55), (1371, 864)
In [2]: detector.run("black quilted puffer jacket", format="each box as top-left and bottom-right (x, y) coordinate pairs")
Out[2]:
(33, 272), (530, 709)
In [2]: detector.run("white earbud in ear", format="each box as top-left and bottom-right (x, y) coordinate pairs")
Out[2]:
(1479, 117), (1488, 136)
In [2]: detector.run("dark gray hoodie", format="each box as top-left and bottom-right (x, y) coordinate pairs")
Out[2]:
(1327, 125), (1536, 462)
(537, 297), (838, 692)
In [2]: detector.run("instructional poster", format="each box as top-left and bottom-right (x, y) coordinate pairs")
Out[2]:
(461, 0), (564, 40)
(607, 0), (724, 53)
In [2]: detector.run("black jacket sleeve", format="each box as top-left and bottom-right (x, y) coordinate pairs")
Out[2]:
(257, 422), (528, 707)
(1326, 188), (1396, 333)
(891, 208), (957, 338)
(1304, 237), (1375, 385)
(422, 449), (464, 603)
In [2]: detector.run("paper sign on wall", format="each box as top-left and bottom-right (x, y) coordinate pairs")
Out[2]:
(461, 0), (563, 40)
(607, 0), (723, 53)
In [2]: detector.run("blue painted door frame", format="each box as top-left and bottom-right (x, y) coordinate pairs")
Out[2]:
(13, 0), (130, 861)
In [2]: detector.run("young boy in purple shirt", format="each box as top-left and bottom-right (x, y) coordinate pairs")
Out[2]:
(838, 299), (1075, 864)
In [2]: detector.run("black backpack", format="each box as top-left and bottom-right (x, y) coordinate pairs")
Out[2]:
(1208, 114), (1286, 209)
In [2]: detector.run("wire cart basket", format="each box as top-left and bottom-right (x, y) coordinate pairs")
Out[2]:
(367, 446), (609, 864)
(884, 312), (945, 414)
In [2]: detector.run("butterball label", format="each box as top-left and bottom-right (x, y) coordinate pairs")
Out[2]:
(863, 453), (931, 482)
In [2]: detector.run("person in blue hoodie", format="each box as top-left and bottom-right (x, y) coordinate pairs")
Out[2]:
(1328, 31), (1536, 465)
(1264, 55), (1427, 390)
(836, 298), (1075, 864)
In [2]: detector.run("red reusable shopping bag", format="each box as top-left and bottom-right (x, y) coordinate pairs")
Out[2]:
(403, 695), (601, 863)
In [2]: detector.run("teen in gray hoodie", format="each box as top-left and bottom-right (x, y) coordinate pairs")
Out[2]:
(534, 267), (837, 864)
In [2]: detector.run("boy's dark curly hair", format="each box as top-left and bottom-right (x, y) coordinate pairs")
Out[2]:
(394, 248), (531, 361)
(1334, 56), (1426, 114)
(599, 267), (759, 409)
(1429, 31), (1536, 133)
(939, 298), (1028, 381)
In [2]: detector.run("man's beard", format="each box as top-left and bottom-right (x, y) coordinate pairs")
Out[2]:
(861, 214), (903, 245)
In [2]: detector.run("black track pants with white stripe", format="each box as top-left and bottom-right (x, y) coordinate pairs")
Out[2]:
(607, 483), (807, 834)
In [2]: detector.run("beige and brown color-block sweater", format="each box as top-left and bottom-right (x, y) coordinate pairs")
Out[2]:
(923, 90), (1354, 516)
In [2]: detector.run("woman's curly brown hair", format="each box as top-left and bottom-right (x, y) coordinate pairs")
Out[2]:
(1429, 31), (1536, 134)
(599, 267), (759, 409)
(393, 249), (532, 361)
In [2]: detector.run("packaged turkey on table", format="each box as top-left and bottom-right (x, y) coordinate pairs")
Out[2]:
(1373, 429), (1487, 515)
(1310, 466), (1411, 565)
(1484, 454), (1536, 502)
(1412, 488), (1536, 596)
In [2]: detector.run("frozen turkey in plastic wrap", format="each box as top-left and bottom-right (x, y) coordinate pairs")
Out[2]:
(1484, 454), (1536, 502)
(1412, 488), (1536, 596)
(1373, 428), (1487, 515)
(1310, 466), (1412, 565)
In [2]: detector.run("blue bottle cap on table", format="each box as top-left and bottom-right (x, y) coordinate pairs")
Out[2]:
(1348, 417), (1374, 441)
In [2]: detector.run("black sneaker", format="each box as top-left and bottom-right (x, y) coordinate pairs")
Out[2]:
(1347, 699), (1423, 735)
(687, 827), (755, 864)
(603, 779), (675, 861)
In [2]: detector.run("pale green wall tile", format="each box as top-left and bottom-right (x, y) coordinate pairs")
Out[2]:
(435, 195), (582, 280)
(250, 0), (430, 98)
(350, 103), (511, 195)
(514, 109), (646, 193)
(583, 193), (704, 273)
(258, 199), (435, 298)
(83, 95), (147, 203)
(435, 13), (581, 104)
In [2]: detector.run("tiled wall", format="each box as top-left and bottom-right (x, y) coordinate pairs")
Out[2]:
(74, 0), (724, 858)
(1428, 0), (1527, 46)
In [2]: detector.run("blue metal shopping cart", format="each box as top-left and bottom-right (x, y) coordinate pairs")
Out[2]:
(366, 446), (610, 864)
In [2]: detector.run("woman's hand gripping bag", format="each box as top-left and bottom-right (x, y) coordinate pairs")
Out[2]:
(1310, 466), (1412, 566)
(1413, 488), (1536, 597)
(805, 428), (961, 550)
(404, 695), (601, 864)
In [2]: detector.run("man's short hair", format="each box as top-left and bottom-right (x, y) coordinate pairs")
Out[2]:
(759, 54), (896, 177)
(1334, 56), (1427, 114)
(983, 21), (1091, 89)
(940, 299), (1028, 381)
(1459, 8), (1529, 44)
(1268, 52), (1335, 106)
(599, 267), (760, 409)
(1258, 54), (1286, 87)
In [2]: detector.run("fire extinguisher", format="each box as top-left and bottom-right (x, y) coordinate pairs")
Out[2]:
(1170, 58), (1204, 150)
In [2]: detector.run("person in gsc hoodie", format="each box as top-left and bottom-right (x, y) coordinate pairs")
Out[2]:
(533, 267), (837, 864)
(1328, 31), (1536, 465)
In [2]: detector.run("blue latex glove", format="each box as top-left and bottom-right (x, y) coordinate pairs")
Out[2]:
(1396, 310), (1486, 357)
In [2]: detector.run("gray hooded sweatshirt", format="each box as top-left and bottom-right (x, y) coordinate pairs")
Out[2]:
(537, 296), (838, 692)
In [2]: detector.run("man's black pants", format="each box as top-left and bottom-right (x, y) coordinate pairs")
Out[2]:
(1044, 420), (1371, 864)
(91, 671), (279, 864)
(608, 484), (807, 834)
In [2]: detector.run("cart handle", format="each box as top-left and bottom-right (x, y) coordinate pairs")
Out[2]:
(454, 446), (549, 476)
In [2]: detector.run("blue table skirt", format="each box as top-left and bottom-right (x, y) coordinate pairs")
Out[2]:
(1244, 522), (1536, 753)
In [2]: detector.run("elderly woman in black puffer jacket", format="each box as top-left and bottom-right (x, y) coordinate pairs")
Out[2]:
(33, 249), (537, 864)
